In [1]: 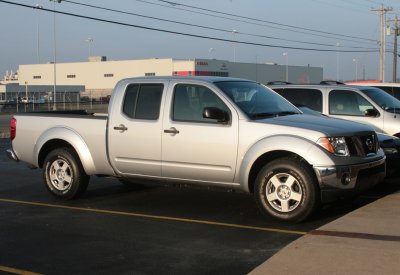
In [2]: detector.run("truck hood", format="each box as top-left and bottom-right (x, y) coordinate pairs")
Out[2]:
(257, 114), (375, 136)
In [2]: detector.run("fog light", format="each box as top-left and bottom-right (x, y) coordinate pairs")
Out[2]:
(341, 173), (351, 185)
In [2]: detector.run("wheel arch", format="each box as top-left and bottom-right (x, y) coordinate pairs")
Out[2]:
(248, 150), (316, 194)
(238, 135), (330, 193)
(35, 127), (96, 175)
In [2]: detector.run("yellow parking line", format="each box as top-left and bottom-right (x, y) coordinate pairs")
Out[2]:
(0, 265), (42, 275)
(0, 198), (307, 235)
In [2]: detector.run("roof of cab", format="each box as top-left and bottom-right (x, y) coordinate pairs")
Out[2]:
(119, 76), (255, 84)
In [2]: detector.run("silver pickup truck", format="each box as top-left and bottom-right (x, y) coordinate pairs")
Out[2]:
(6, 77), (386, 222)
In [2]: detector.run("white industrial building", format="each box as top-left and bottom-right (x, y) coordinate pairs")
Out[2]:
(1, 57), (323, 100)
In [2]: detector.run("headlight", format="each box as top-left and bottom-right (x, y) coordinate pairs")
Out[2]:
(317, 137), (349, 156)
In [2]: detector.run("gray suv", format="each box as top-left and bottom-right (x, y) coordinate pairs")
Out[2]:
(267, 83), (400, 138)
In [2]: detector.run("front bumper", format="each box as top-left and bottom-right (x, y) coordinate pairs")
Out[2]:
(384, 150), (400, 178)
(6, 148), (19, 162)
(314, 157), (386, 203)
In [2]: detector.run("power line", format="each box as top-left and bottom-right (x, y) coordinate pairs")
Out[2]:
(137, 0), (381, 45)
(0, 0), (381, 53)
(153, 0), (378, 43)
(61, 0), (378, 50)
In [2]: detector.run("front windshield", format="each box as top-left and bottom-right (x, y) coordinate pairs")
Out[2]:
(215, 81), (300, 119)
(361, 87), (400, 114)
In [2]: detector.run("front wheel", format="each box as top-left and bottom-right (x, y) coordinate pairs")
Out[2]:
(254, 157), (319, 223)
(43, 148), (89, 200)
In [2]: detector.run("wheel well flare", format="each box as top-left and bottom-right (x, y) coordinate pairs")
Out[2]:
(38, 139), (75, 168)
(248, 151), (311, 193)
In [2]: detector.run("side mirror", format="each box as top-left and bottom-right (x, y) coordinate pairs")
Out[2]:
(203, 107), (229, 123)
(365, 108), (379, 117)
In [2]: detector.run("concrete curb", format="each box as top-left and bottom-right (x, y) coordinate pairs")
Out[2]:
(250, 190), (400, 274)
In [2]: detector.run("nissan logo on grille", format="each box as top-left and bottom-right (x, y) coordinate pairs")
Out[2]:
(365, 138), (374, 151)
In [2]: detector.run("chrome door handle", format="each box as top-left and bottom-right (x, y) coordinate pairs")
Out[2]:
(113, 124), (128, 132)
(164, 127), (180, 135)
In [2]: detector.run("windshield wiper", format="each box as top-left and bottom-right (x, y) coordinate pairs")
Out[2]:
(251, 111), (299, 119)
(251, 112), (276, 119)
(275, 111), (299, 116)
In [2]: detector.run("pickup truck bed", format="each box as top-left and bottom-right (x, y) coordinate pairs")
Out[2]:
(12, 112), (114, 176)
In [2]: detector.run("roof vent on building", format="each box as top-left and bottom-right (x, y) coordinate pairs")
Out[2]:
(88, 56), (107, 62)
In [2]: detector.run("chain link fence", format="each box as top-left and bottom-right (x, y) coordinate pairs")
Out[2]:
(0, 91), (110, 114)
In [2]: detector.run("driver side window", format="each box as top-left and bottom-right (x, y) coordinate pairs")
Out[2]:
(329, 90), (375, 116)
(172, 84), (230, 123)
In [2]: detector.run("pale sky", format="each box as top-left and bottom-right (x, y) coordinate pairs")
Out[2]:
(1, 0), (400, 82)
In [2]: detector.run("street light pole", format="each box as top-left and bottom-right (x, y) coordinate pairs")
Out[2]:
(283, 52), (288, 82)
(353, 58), (358, 81)
(85, 37), (93, 58)
(50, 0), (61, 111)
(232, 29), (238, 63)
(34, 4), (43, 64)
(336, 42), (340, 81)
(208, 47), (215, 59)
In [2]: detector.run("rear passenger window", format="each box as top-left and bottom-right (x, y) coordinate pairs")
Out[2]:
(273, 88), (322, 112)
(123, 84), (163, 120)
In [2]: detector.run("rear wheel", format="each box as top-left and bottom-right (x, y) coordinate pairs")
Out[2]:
(254, 157), (319, 223)
(43, 148), (89, 200)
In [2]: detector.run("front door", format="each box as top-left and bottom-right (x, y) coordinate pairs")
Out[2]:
(161, 83), (238, 184)
(328, 89), (384, 132)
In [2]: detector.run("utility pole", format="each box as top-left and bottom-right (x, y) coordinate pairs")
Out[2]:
(393, 15), (398, 83)
(49, 0), (62, 110)
(371, 5), (393, 82)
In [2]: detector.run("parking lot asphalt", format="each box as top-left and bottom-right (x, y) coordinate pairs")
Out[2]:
(2, 138), (399, 274)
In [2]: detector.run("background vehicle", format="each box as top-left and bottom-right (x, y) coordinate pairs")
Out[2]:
(268, 83), (400, 137)
(345, 81), (400, 101)
(6, 77), (386, 222)
(296, 104), (400, 177)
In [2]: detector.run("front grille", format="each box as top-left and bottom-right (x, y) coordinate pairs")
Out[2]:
(359, 134), (378, 156)
(345, 134), (378, 157)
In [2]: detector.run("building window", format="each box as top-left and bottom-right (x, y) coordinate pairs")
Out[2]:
(33, 75), (41, 79)
(173, 71), (229, 77)
(104, 73), (114, 78)
(145, 72), (156, 77)
(209, 71), (229, 77)
(67, 75), (76, 78)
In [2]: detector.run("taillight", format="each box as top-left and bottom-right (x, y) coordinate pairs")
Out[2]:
(10, 117), (16, 141)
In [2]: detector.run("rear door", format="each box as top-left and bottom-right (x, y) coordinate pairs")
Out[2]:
(108, 81), (166, 177)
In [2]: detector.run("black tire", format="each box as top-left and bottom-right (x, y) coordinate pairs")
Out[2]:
(43, 147), (89, 200)
(254, 157), (319, 223)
